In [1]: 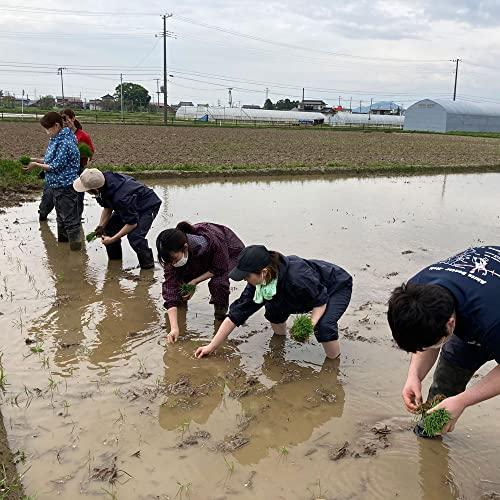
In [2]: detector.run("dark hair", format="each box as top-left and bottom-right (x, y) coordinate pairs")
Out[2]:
(40, 111), (63, 129)
(156, 228), (188, 266)
(61, 108), (82, 130)
(262, 251), (281, 281)
(387, 283), (455, 352)
(176, 221), (197, 234)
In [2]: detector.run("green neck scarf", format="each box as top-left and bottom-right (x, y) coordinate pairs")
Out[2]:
(253, 278), (278, 304)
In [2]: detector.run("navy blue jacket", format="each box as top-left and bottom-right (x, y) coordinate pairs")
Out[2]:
(97, 172), (161, 225)
(410, 246), (500, 362)
(228, 254), (352, 326)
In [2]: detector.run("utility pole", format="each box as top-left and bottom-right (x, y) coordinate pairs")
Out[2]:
(349, 96), (352, 112)
(120, 73), (124, 123)
(265, 87), (269, 101)
(21, 89), (24, 116)
(452, 58), (461, 101)
(228, 88), (233, 108)
(338, 96), (341, 107)
(369, 97), (373, 121)
(160, 13), (173, 125)
(155, 78), (160, 110)
(302, 87), (305, 103)
(57, 67), (66, 107)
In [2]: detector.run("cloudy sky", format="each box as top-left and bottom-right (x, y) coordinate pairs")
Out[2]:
(1, 0), (500, 108)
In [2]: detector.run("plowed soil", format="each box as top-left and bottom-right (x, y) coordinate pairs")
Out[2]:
(1, 122), (500, 169)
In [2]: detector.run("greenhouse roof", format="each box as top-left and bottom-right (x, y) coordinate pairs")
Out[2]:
(408, 99), (500, 117)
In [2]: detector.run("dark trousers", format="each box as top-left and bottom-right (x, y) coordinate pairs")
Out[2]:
(53, 186), (81, 241)
(428, 334), (495, 401)
(104, 204), (160, 259)
(39, 183), (55, 218)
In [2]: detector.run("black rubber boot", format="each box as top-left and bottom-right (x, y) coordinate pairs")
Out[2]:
(137, 249), (154, 269)
(68, 231), (82, 251)
(214, 304), (228, 320)
(106, 241), (123, 260)
(57, 225), (69, 243)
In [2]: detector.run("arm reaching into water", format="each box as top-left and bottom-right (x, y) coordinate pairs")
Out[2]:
(195, 317), (237, 358)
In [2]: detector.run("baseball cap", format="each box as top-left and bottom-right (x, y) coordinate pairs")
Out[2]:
(229, 245), (271, 281)
(73, 168), (105, 192)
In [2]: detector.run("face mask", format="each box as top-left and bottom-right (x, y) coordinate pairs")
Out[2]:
(253, 278), (277, 304)
(173, 252), (188, 268)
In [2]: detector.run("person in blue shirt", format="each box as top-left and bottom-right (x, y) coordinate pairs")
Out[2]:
(23, 112), (82, 250)
(73, 168), (162, 269)
(195, 245), (353, 360)
(387, 246), (500, 436)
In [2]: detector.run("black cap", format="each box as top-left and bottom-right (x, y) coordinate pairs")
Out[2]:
(229, 245), (271, 281)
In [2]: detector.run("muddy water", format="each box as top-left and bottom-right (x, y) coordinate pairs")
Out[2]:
(1, 172), (499, 500)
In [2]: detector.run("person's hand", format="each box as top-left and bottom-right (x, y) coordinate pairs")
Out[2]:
(22, 162), (37, 172)
(402, 374), (423, 412)
(195, 344), (214, 359)
(426, 395), (466, 434)
(166, 328), (180, 344)
(95, 225), (105, 237)
(181, 280), (197, 301)
(101, 235), (117, 246)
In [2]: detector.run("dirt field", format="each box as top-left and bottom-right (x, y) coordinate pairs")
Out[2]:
(1, 122), (500, 169)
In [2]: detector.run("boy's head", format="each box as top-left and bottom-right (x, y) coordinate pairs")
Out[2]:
(387, 283), (456, 352)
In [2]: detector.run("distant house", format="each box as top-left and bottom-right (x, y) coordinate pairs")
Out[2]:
(298, 99), (328, 112)
(88, 99), (102, 111)
(56, 96), (84, 108)
(242, 104), (261, 109)
(177, 101), (195, 107)
(352, 101), (403, 115)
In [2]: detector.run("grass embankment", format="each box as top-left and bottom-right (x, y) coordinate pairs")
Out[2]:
(0, 160), (42, 189)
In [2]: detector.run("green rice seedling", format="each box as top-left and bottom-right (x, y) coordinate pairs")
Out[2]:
(175, 481), (191, 500)
(223, 456), (235, 483)
(278, 445), (289, 462)
(416, 394), (451, 437)
(30, 344), (44, 354)
(86, 231), (97, 243)
(77, 142), (93, 159)
(18, 155), (31, 166)
(179, 283), (196, 296)
(290, 315), (314, 342)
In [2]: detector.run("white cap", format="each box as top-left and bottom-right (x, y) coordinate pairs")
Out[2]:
(73, 168), (105, 192)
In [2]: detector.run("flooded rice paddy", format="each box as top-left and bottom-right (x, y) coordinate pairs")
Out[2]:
(1, 172), (499, 500)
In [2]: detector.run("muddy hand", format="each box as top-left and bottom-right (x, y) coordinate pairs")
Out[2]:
(426, 395), (465, 434)
(402, 375), (422, 412)
(166, 328), (179, 344)
(101, 236), (115, 246)
(195, 345), (213, 359)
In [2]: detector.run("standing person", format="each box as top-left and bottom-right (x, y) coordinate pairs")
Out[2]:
(23, 112), (82, 250)
(38, 110), (95, 220)
(157, 222), (245, 343)
(194, 245), (353, 359)
(387, 246), (500, 436)
(73, 168), (161, 269)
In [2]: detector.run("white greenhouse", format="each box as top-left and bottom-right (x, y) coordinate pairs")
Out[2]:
(404, 99), (500, 133)
(175, 106), (325, 125)
(328, 112), (404, 127)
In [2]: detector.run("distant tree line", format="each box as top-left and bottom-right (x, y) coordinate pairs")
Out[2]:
(263, 98), (300, 111)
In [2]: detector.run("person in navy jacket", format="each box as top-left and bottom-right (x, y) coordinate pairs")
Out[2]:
(195, 245), (353, 360)
(73, 168), (161, 269)
(388, 246), (500, 435)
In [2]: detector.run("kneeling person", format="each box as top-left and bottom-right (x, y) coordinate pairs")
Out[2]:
(195, 245), (353, 359)
(73, 169), (161, 269)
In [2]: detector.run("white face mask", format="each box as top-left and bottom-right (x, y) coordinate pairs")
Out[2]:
(173, 253), (188, 268)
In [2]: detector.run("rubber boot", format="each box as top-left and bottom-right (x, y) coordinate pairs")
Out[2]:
(414, 356), (475, 439)
(137, 249), (155, 269)
(68, 231), (82, 251)
(214, 304), (228, 320)
(106, 241), (123, 260)
(57, 224), (69, 243)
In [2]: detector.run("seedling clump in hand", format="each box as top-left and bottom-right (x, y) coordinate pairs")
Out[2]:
(19, 155), (31, 166)
(86, 231), (97, 243)
(290, 315), (314, 342)
(180, 283), (196, 296)
(416, 394), (451, 437)
(78, 143), (93, 159)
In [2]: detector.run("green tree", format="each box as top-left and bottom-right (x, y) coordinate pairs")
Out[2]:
(263, 98), (274, 110)
(114, 82), (151, 111)
(1, 95), (15, 109)
(38, 95), (56, 109)
(275, 98), (299, 110)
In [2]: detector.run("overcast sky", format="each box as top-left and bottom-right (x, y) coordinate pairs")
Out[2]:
(1, 0), (500, 108)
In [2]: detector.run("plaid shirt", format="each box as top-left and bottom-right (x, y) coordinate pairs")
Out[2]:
(162, 223), (244, 309)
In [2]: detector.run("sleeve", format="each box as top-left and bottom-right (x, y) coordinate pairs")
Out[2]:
(46, 136), (79, 173)
(228, 284), (264, 326)
(207, 235), (230, 277)
(115, 194), (139, 225)
(290, 265), (329, 307)
(162, 266), (182, 309)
